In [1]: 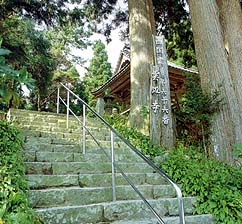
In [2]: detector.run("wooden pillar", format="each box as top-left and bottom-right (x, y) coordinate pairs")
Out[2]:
(150, 36), (175, 148)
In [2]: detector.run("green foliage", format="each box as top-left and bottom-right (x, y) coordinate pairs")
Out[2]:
(233, 143), (242, 166)
(106, 115), (164, 157)
(0, 121), (42, 224)
(86, 0), (196, 67)
(0, 40), (35, 110)
(159, 146), (242, 224)
(153, 0), (196, 67)
(45, 24), (92, 69)
(83, 40), (112, 107)
(174, 73), (222, 153)
(233, 143), (242, 158)
(0, 0), (95, 110)
(70, 81), (88, 116)
(107, 116), (241, 223)
(0, 16), (55, 110)
(0, 0), (92, 27)
(140, 106), (149, 119)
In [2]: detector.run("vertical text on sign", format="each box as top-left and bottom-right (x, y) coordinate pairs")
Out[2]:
(151, 36), (170, 125)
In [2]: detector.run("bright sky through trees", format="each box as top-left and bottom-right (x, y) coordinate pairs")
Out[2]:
(73, 29), (124, 78)
(72, 0), (127, 78)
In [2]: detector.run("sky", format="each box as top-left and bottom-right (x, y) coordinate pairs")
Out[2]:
(72, 0), (127, 79)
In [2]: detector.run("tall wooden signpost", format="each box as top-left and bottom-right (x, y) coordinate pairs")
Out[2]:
(150, 36), (175, 148)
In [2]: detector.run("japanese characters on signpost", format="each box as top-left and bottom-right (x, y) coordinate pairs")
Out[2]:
(150, 36), (174, 147)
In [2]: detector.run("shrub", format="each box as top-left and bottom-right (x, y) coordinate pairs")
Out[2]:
(159, 145), (242, 223)
(106, 115), (164, 157)
(173, 73), (221, 156)
(0, 120), (42, 224)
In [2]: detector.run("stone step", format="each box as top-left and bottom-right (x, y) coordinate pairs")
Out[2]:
(10, 112), (77, 125)
(28, 185), (176, 208)
(23, 144), (132, 158)
(35, 197), (196, 224)
(78, 173), (169, 188)
(24, 138), (132, 155)
(24, 136), (125, 147)
(24, 142), (82, 153)
(9, 109), (106, 128)
(26, 173), (168, 189)
(111, 215), (214, 224)
(23, 129), (82, 140)
(24, 151), (144, 163)
(15, 119), (104, 129)
(24, 136), (81, 145)
(24, 161), (154, 175)
(26, 174), (79, 189)
(22, 128), (110, 140)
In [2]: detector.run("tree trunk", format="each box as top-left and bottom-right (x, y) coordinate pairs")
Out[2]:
(188, 0), (242, 162)
(217, 0), (242, 111)
(128, 0), (155, 134)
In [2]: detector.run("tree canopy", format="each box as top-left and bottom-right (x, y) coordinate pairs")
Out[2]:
(0, 41), (35, 109)
(85, 0), (196, 67)
(0, 0), (94, 110)
(83, 40), (112, 107)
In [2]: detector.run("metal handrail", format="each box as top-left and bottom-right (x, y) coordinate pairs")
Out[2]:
(57, 83), (185, 224)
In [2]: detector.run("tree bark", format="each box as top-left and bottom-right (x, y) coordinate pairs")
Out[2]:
(217, 0), (242, 111)
(128, 0), (155, 134)
(188, 0), (242, 162)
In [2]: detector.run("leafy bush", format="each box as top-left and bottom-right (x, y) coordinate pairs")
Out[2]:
(106, 115), (164, 157)
(173, 73), (221, 155)
(233, 143), (242, 166)
(159, 145), (242, 224)
(0, 120), (42, 224)
(0, 40), (35, 110)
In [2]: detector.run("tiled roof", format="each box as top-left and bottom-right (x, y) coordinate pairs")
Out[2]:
(92, 50), (198, 95)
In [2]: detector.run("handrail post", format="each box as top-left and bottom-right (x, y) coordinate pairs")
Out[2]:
(111, 130), (116, 202)
(82, 104), (86, 154)
(178, 189), (185, 224)
(66, 90), (70, 129)
(171, 183), (185, 224)
(57, 87), (60, 114)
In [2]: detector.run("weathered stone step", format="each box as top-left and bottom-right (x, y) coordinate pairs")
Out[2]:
(111, 215), (214, 224)
(23, 144), (132, 157)
(23, 129), (82, 140)
(9, 109), (106, 128)
(24, 136), (125, 148)
(25, 161), (154, 175)
(26, 174), (79, 189)
(78, 173), (169, 187)
(26, 173), (168, 189)
(24, 151), (144, 163)
(24, 142), (82, 153)
(28, 185), (176, 208)
(36, 197), (196, 224)
(24, 136), (81, 145)
(15, 119), (105, 129)
(24, 139), (131, 155)
(22, 128), (110, 140)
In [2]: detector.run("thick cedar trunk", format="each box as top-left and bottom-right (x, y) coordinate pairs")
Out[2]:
(188, 0), (242, 162)
(128, 0), (155, 134)
(217, 0), (242, 111)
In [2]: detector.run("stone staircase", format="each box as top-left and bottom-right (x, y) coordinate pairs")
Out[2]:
(9, 109), (214, 224)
